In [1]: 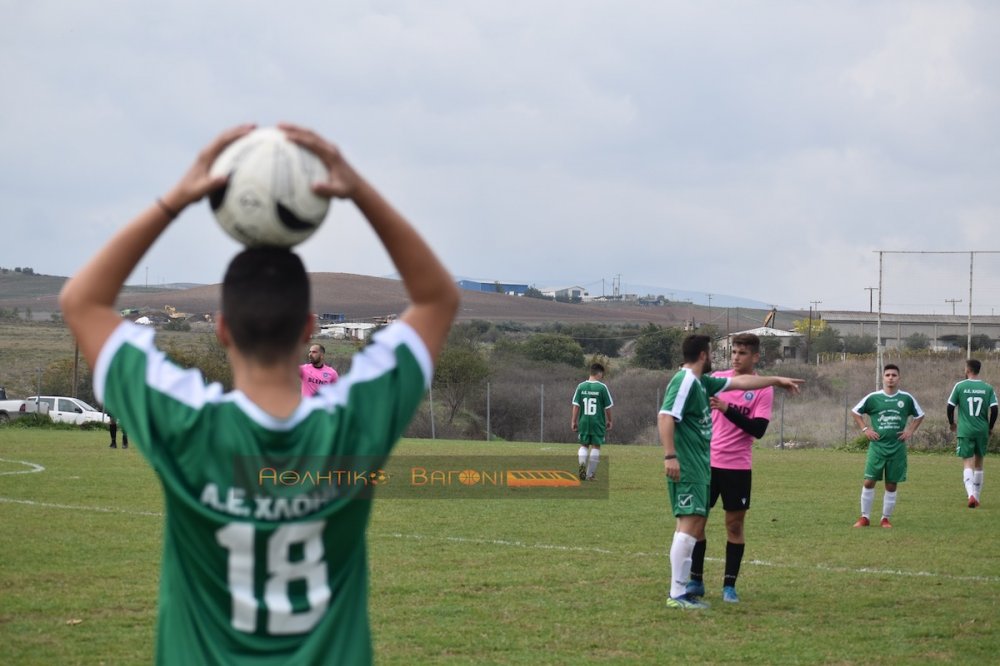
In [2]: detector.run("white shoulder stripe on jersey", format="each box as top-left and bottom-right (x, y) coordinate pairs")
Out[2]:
(659, 369), (697, 422)
(94, 321), (224, 409)
(95, 320), (433, 431)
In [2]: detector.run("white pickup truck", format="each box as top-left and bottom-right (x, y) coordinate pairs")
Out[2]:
(0, 387), (27, 423)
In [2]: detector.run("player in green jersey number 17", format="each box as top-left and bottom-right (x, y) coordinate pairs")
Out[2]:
(947, 359), (998, 508)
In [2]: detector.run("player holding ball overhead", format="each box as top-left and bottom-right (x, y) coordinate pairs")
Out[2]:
(58, 123), (459, 664)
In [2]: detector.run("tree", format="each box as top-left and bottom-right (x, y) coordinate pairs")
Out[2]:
(433, 344), (490, 423)
(633, 324), (683, 370)
(758, 336), (782, 367)
(842, 334), (876, 354)
(522, 333), (584, 367)
(904, 332), (931, 351)
(566, 323), (623, 358)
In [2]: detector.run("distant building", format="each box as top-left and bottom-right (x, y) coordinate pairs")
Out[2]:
(317, 322), (378, 341)
(456, 279), (529, 296)
(822, 311), (1000, 351)
(539, 286), (588, 301)
(716, 327), (803, 363)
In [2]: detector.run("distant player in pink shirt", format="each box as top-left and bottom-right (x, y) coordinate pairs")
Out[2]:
(300, 343), (339, 396)
(685, 332), (774, 604)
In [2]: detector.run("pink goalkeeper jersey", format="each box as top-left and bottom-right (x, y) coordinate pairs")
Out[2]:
(709, 369), (774, 470)
(299, 363), (339, 397)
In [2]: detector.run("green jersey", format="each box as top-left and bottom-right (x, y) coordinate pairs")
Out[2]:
(852, 390), (924, 455)
(572, 380), (613, 440)
(95, 321), (431, 665)
(659, 368), (729, 484)
(948, 378), (998, 438)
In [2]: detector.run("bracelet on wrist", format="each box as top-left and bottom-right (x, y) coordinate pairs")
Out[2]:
(156, 197), (179, 220)
(664, 454), (677, 460)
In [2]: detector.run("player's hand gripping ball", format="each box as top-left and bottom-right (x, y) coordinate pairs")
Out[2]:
(209, 127), (330, 248)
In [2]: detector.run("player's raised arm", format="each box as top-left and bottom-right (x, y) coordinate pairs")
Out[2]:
(728, 374), (804, 394)
(59, 125), (256, 369)
(280, 123), (459, 363)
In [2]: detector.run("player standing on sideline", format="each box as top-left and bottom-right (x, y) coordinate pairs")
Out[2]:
(686, 333), (773, 604)
(571, 362), (613, 481)
(57, 123), (459, 663)
(947, 358), (997, 508)
(850, 364), (924, 528)
(659, 335), (802, 610)
(300, 342), (339, 396)
(109, 414), (128, 449)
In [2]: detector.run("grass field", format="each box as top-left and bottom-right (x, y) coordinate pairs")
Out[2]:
(1, 431), (998, 664)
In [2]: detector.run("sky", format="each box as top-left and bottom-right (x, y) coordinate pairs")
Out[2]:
(3, 1), (1000, 315)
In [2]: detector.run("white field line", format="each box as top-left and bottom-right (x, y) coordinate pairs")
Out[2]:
(0, 458), (46, 476)
(1, 485), (997, 584)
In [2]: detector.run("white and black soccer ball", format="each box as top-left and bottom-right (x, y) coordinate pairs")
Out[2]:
(208, 127), (330, 248)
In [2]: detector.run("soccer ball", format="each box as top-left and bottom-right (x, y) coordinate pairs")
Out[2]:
(208, 127), (330, 248)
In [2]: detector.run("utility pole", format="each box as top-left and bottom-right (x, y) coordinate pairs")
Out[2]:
(945, 298), (962, 316)
(864, 287), (877, 313)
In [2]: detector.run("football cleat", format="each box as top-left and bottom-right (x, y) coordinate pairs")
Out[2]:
(667, 594), (710, 610)
(578, 464), (586, 481)
(722, 586), (740, 603)
(853, 516), (870, 528)
(880, 517), (892, 528)
(685, 580), (705, 598)
(968, 496), (980, 508)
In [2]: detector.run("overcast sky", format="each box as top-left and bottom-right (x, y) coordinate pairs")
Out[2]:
(3, 1), (999, 314)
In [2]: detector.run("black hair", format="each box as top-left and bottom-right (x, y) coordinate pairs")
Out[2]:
(967, 359), (982, 375)
(590, 363), (605, 375)
(883, 363), (900, 373)
(682, 334), (711, 363)
(222, 248), (310, 364)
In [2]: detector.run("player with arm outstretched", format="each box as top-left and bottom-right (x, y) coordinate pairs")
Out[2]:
(685, 333), (773, 604)
(58, 123), (459, 664)
(658, 334), (802, 610)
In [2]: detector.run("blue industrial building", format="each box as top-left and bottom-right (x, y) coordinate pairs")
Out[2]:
(456, 279), (529, 296)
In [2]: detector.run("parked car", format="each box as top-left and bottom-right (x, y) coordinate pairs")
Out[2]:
(23, 396), (110, 425)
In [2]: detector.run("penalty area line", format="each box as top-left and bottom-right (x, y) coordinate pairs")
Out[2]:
(374, 532), (1000, 584)
(0, 496), (163, 517)
(4, 496), (995, 584)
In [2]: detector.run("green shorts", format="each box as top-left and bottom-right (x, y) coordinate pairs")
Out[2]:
(578, 432), (605, 446)
(956, 434), (989, 459)
(864, 446), (907, 484)
(666, 478), (710, 517)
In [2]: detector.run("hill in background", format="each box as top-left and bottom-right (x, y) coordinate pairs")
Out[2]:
(0, 271), (799, 330)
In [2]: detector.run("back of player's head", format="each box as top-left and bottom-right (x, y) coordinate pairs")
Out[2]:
(681, 334), (711, 363)
(883, 363), (900, 374)
(590, 362), (605, 376)
(732, 333), (761, 353)
(222, 248), (310, 364)
(967, 359), (982, 375)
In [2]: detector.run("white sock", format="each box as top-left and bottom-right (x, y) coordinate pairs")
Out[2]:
(964, 468), (975, 497)
(882, 491), (897, 519)
(974, 470), (983, 500)
(669, 532), (697, 599)
(860, 487), (875, 518)
(578, 446), (588, 466)
(587, 447), (600, 479)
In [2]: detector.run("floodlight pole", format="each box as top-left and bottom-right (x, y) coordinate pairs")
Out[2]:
(968, 252), (974, 358)
(876, 251), (883, 390)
